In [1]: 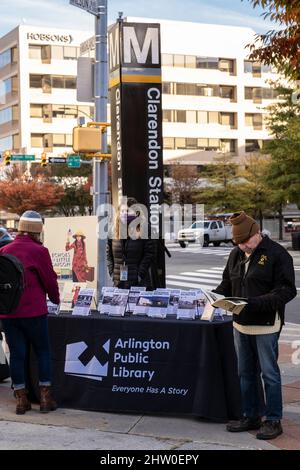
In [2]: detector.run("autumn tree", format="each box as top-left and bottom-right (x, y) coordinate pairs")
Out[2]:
(56, 181), (92, 217)
(263, 85), (300, 238)
(194, 153), (240, 213)
(237, 153), (273, 228)
(244, 0), (300, 79)
(166, 164), (200, 204)
(0, 169), (65, 215)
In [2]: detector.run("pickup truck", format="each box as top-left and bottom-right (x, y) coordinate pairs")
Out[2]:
(177, 220), (232, 247)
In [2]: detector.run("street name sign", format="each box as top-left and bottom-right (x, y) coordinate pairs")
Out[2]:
(11, 154), (35, 161)
(48, 157), (67, 164)
(67, 155), (81, 168)
(69, 0), (98, 16)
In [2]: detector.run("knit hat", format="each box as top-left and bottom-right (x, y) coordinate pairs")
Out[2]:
(18, 210), (43, 233)
(229, 211), (259, 244)
(0, 227), (12, 242)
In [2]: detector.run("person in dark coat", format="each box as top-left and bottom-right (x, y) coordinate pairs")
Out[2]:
(0, 211), (60, 415)
(0, 227), (13, 248)
(215, 211), (296, 440)
(107, 197), (155, 289)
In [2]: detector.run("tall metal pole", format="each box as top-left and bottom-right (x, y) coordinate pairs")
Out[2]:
(93, 0), (108, 299)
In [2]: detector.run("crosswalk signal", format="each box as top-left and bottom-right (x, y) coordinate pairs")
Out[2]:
(3, 150), (11, 166)
(41, 152), (47, 167)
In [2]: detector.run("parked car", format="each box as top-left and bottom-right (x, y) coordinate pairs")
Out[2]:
(177, 219), (232, 247)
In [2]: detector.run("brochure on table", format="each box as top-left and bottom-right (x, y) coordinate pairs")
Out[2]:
(72, 288), (96, 316)
(50, 284), (228, 321)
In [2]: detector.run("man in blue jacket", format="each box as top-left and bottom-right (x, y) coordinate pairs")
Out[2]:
(215, 211), (297, 440)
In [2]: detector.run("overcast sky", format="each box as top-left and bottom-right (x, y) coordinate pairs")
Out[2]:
(0, 0), (275, 36)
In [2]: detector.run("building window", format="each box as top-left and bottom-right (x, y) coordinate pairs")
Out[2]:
(220, 139), (236, 153)
(220, 112), (235, 127)
(209, 138), (219, 150)
(198, 111), (208, 124)
(0, 49), (11, 69)
(198, 138), (208, 149)
(163, 110), (172, 122)
(29, 45), (42, 60)
(219, 86), (234, 100)
(12, 134), (20, 149)
(65, 134), (72, 146)
(244, 61), (253, 74)
(176, 110), (186, 123)
(0, 107), (12, 125)
(63, 46), (77, 60)
(245, 139), (263, 152)
(173, 55), (185, 67)
(0, 135), (12, 151)
(12, 105), (18, 121)
(219, 59), (234, 74)
(196, 57), (219, 69)
(31, 134), (44, 147)
(0, 76), (17, 98)
(163, 137), (175, 149)
(65, 77), (76, 89)
(162, 82), (171, 94)
(30, 104), (43, 118)
(244, 87), (277, 101)
(186, 110), (197, 124)
(51, 46), (64, 60)
(208, 111), (219, 124)
(186, 138), (197, 149)
(53, 134), (66, 147)
(30, 75), (43, 88)
(52, 76), (64, 88)
(30, 74), (77, 90)
(245, 113), (263, 130)
(185, 56), (196, 68)
(175, 138), (186, 149)
(162, 54), (173, 66)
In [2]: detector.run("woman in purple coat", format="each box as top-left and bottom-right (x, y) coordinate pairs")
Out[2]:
(0, 211), (60, 415)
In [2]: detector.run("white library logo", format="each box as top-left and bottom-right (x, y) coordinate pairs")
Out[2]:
(64, 340), (110, 381)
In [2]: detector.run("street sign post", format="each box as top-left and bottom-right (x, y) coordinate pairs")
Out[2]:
(67, 155), (81, 168)
(48, 157), (67, 164)
(69, 0), (98, 15)
(11, 155), (35, 161)
(70, 0), (108, 302)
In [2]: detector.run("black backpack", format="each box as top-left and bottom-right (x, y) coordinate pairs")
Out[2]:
(0, 254), (25, 315)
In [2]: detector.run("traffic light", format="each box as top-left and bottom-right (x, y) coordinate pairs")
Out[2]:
(40, 152), (47, 167)
(3, 150), (11, 166)
(72, 126), (102, 153)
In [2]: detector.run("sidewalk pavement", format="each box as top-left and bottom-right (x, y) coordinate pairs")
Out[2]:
(0, 342), (299, 451)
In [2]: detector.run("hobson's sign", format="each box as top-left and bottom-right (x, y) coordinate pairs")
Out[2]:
(109, 22), (163, 242)
(27, 32), (73, 44)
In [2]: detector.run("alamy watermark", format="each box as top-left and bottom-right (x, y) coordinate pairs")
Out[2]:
(96, 201), (205, 241)
(291, 340), (300, 365)
(292, 89), (300, 105)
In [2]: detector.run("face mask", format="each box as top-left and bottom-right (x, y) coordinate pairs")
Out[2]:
(127, 214), (137, 224)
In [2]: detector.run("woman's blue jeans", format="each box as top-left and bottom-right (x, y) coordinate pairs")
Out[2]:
(234, 328), (282, 421)
(2, 315), (52, 390)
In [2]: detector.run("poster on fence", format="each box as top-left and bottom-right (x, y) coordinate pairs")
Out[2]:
(44, 216), (97, 288)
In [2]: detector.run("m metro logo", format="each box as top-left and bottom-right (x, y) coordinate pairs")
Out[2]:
(109, 23), (160, 72)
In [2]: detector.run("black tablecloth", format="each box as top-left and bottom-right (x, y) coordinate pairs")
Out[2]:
(47, 314), (241, 421)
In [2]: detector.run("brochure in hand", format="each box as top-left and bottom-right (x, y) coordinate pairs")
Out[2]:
(200, 287), (247, 315)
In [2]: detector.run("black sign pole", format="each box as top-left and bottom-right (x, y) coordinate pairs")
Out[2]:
(109, 21), (166, 287)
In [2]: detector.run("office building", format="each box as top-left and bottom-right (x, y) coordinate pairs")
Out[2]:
(0, 20), (279, 165)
